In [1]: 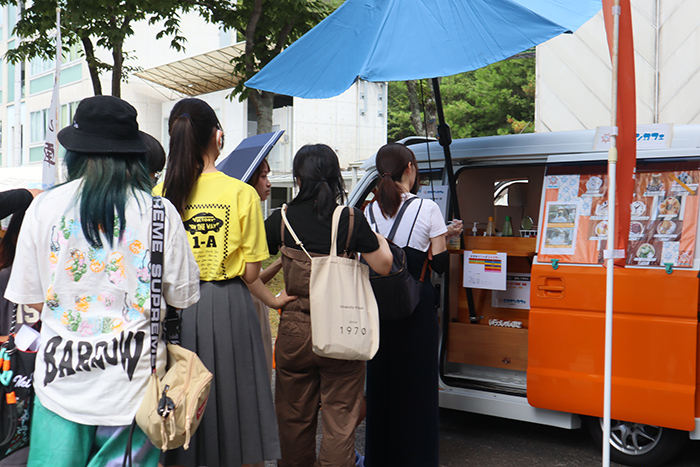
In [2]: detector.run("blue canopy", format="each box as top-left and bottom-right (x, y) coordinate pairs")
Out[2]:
(245, 0), (601, 99)
(216, 130), (284, 183)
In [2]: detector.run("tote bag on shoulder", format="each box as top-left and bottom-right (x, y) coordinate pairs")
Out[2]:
(281, 205), (379, 361)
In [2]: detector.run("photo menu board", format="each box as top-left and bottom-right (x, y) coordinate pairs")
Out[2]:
(538, 170), (699, 267)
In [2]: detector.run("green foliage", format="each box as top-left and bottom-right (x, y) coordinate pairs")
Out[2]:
(214, 0), (334, 101)
(1, 0), (190, 95)
(388, 57), (535, 142)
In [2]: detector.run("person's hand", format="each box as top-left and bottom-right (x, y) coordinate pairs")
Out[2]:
(446, 219), (463, 239)
(28, 188), (43, 198)
(273, 289), (297, 310)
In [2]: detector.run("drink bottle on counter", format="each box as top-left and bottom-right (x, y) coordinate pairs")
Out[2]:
(484, 217), (495, 236)
(502, 216), (514, 237)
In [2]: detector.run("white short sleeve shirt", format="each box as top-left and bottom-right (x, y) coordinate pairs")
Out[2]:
(364, 193), (447, 251)
(4, 180), (200, 426)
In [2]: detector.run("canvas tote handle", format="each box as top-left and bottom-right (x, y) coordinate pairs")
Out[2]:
(329, 205), (347, 258)
(281, 204), (351, 259)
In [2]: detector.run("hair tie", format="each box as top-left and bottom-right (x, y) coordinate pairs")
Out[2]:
(180, 113), (193, 124)
(379, 172), (391, 179)
(319, 178), (328, 183)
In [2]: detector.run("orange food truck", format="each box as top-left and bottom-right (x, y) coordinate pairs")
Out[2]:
(347, 124), (700, 466)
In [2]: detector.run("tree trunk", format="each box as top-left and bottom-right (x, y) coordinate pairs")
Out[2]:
(112, 40), (122, 98)
(406, 80), (438, 138)
(80, 35), (102, 96)
(424, 79), (438, 137)
(249, 90), (274, 134)
(406, 80), (425, 136)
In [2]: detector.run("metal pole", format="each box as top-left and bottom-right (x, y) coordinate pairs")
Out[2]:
(603, 2), (622, 466)
(431, 77), (461, 221)
(13, 5), (21, 167)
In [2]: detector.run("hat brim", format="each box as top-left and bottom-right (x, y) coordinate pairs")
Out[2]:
(58, 126), (148, 154)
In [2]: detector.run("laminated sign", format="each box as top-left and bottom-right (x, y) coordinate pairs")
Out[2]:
(538, 170), (699, 267)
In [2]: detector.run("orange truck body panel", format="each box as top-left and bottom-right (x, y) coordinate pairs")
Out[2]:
(528, 264), (699, 431)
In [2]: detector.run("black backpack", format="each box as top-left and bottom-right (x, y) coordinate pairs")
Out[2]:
(363, 198), (427, 320)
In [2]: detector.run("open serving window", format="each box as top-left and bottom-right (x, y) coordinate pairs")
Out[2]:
(538, 160), (700, 267)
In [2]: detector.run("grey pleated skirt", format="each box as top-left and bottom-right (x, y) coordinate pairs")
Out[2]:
(162, 278), (281, 467)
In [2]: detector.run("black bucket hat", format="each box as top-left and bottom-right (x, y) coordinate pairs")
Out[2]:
(57, 95), (148, 154)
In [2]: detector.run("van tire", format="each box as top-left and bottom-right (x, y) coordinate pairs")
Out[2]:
(584, 416), (686, 467)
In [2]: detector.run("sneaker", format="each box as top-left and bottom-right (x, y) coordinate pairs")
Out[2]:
(355, 450), (365, 467)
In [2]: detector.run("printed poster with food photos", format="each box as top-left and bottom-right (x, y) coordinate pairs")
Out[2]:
(538, 171), (699, 267)
(626, 171), (699, 267)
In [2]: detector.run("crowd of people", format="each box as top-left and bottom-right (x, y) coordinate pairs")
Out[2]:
(0, 95), (463, 467)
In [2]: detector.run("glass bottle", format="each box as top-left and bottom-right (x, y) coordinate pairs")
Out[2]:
(485, 217), (495, 237)
(502, 216), (514, 237)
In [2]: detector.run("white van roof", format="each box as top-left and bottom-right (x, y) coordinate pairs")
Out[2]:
(362, 125), (700, 170)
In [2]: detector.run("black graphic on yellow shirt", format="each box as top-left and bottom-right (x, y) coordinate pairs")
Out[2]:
(184, 205), (231, 279)
(183, 212), (224, 235)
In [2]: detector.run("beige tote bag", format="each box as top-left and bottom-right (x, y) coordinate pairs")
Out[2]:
(281, 205), (380, 360)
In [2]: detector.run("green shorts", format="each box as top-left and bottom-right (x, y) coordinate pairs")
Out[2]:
(27, 397), (158, 467)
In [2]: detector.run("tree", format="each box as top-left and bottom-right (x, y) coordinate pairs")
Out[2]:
(388, 57), (535, 142)
(196, 0), (333, 134)
(2, 0), (188, 97)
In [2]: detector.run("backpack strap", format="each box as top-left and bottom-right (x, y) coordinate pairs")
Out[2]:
(150, 197), (165, 373)
(405, 199), (424, 246)
(387, 196), (418, 242)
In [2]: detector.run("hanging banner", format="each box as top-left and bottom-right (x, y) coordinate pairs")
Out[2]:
(42, 9), (61, 190)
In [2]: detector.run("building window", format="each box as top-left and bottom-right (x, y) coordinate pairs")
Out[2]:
(30, 57), (54, 76)
(30, 109), (49, 143)
(60, 101), (79, 128)
(63, 42), (80, 63)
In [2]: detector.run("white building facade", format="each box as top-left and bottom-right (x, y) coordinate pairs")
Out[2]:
(536, 0), (700, 132)
(0, 9), (387, 195)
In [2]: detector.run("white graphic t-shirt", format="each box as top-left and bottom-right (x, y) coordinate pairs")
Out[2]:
(5, 180), (200, 426)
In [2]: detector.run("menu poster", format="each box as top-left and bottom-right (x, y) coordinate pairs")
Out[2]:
(625, 171), (699, 266)
(463, 251), (507, 291)
(539, 169), (699, 267)
(541, 201), (580, 255)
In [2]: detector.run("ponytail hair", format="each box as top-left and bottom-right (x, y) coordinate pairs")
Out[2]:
(162, 98), (221, 215)
(374, 143), (419, 218)
(290, 144), (345, 219)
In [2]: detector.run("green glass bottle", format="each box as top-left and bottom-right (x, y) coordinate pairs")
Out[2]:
(502, 216), (514, 237)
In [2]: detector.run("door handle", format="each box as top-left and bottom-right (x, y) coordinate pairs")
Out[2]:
(536, 277), (565, 298)
(537, 285), (564, 292)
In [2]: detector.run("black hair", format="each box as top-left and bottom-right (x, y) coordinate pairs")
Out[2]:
(374, 143), (419, 218)
(290, 144), (345, 219)
(64, 150), (152, 248)
(162, 98), (221, 215)
(0, 209), (26, 269)
(141, 132), (166, 175)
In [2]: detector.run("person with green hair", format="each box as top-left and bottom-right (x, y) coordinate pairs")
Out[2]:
(4, 95), (200, 467)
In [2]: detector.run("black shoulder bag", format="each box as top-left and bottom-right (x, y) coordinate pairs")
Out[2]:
(0, 303), (36, 459)
(363, 198), (429, 320)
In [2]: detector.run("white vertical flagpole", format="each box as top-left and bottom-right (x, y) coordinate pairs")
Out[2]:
(42, 5), (61, 189)
(603, 2), (621, 466)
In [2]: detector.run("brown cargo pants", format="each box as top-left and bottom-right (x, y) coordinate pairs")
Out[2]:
(275, 311), (365, 467)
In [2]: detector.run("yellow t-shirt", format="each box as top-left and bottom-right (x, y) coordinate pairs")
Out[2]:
(156, 171), (269, 281)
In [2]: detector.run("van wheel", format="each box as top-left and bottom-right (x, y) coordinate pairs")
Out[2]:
(584, 416), (686, 467)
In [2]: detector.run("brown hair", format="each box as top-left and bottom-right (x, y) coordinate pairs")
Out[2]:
(374, 143), (419, 218)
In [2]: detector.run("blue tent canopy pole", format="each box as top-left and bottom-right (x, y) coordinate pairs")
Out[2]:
(432, 77), (461, 222)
